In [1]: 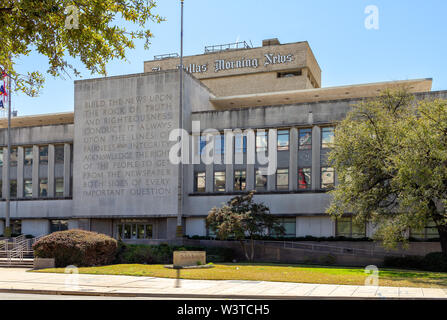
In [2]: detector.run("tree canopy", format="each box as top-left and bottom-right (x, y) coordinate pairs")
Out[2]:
(0, 0), (164, 96)
(327, 90), (447, 256)
(206, 191), (285, 261)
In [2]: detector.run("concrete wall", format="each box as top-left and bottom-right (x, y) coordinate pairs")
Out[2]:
(0, 200), (72, 219)
(22, 219), (50, 236)
(185, 217), (206, 237)
(296, 216), (335, 237)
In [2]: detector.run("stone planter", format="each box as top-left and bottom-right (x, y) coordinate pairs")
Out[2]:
(34, 258), (55, 270)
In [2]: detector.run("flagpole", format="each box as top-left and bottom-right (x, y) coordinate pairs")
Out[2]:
(5, 65), (11, 237)
(176, 0), (184, 239)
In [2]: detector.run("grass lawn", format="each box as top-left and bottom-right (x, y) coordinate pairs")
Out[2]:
(33, 263), (447, 288)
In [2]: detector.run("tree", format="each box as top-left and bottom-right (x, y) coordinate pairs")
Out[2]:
(0, 0), (164, 96)
(327, 89), (447, 257)
(206, 191), (285, 262)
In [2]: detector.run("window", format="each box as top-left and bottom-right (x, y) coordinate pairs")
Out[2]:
(50, 220), (68, 233)
(277, 129), (289, 151)
(271, 218), (296, 238)
(24, 179), (32, 198)
(118, 223), (153, 240)
(256, 131), (268, 152)
(199, 136), (207, 155)
(321, 127), (335, 149)
(277, 70), (302, 78)
(336, 217), (366, 238)
(298, 168), (311, 189)
(234, 170), (246, 191)
(39, 146), (48, 165)
(276, 168), (289, 190)
(55, 178), (64, 197)
(321, 167), (335, 189)
(234, 134), (247, 153)
(410, 220), (439, 240)
(255, 170), (267, 191)
(0, 149), (3, 166)
(299, 128), (312, 150)
(24, 147), (33, 166)
(10, 148), (17, 167)
(55, 145), (64, 164)
(214, 171), (226, 192)
(39, 179), (48, 197)
(10, 180), (17, 199)
(11, 220), (21, 235)
(194, 172), (206, 192)
(214, 135), (225, 155)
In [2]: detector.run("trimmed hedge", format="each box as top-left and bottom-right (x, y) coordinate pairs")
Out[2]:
(114, 243), (235, 264)
(384, 252), (447, 272)
(33, 229), (118, 267)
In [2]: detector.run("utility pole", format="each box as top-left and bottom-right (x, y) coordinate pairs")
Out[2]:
(176, 0), (184, 239)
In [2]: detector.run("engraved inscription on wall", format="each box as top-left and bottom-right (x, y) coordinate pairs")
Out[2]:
(73, 74), (179, 216)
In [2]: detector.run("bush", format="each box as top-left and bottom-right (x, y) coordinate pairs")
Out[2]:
(114, 243), (236, 264)
(33, 229), (118, 267)
(423, 252), (447, 272)
(384, 252), (447, 272)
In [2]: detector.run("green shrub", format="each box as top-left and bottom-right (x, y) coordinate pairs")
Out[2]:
(423, 252), (447, 272)
(114, 243), (236, 264)
(32, 229), (118, 267)
(384, 252), (447, 272)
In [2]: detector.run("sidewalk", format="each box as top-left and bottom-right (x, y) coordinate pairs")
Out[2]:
(0, 268), (446, 299)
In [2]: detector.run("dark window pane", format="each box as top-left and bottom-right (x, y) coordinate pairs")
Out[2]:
(322, 127), (335, 149)
(214, 171), (226, 192)
(234, 134), (247, 153)
(276, 169), (289, 190)
(298, 168), (311, 189)
(277, 129), (289, 151)
(234, 170), (246, 191)
(194, 172), (206, 192)
(24, 179), (32, 198)
(321, 167), (335, 189)
(55, 178), (64, 197)
(10, 180), (17, 198)
(55, 145), (64, 163)
(256, 131), (268, 152)
(39, 179), (48, 197)
(39, 146), (48, 165)
(24, 147), (33, 166)
(256, 170), (267, 191)
(299, 128), (312, 150)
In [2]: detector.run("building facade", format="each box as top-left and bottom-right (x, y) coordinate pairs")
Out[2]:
(0, 38), (444, 241)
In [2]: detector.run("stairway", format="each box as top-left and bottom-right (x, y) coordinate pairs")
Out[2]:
(0, 235), (42, 268)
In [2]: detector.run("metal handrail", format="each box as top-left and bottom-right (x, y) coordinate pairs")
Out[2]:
(154, 53), (179, 60)
(204, 41), (251, 54)
(240, 239), (406, 258)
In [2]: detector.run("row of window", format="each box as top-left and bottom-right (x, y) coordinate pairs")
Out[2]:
(207, 217), (440, 240)
(0, 178), (65, 199)
(117, 223), (153, 240)
(194, 167), (334, 192)
(0, 145), (66, 167)
(199, 127), (334, 154)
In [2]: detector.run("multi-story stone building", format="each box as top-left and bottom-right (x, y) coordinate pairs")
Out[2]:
(0, 38), (444, 241)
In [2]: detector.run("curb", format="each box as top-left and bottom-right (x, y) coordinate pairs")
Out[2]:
(0, 288), (445, 300)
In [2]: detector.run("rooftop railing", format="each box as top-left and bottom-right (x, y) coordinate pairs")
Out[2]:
(204, 41), (251, 54)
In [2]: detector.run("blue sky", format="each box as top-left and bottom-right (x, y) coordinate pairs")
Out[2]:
(11, 0), (447, 116)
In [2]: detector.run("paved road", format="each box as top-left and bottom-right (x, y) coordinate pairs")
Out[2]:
(0, 268), (445, 299)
